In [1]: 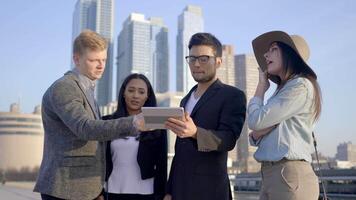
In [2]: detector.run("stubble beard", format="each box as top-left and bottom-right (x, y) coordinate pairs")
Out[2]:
(193, 72), (216, 83)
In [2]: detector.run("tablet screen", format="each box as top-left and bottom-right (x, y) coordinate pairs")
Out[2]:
(142, 107), (184, 129)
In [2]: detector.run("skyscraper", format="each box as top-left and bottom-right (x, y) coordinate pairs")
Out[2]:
(217, 45), (235, 86)
(116, 13), (169, 94)
(72, 0), (114, 106)
(336, 142), (356, 162)
(176, 5), (204, 93)
(234, 54), (260, 173)
(150, 17), (169, 93)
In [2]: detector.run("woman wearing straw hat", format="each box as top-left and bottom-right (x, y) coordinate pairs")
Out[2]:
(248, 31), (322, 200)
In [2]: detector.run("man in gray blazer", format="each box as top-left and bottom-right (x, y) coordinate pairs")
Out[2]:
(34, 30), (143, 200)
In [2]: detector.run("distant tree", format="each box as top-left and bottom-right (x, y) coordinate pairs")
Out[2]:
(3, 166), (39, 181)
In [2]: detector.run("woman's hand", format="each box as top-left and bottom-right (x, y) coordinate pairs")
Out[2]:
(258, 68), (270, 92)
(254, 68), (270, 99)
(249, 125), (277, 140)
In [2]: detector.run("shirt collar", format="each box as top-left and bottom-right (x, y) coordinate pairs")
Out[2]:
(72, 68), (96, 91)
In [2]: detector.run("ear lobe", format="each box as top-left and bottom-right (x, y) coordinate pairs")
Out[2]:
(216, 57), (222, 68)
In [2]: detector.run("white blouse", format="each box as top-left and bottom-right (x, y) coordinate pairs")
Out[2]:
(107, 137), (154, 194)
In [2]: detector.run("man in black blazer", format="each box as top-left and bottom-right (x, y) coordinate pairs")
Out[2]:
(164, 33), (246, 200)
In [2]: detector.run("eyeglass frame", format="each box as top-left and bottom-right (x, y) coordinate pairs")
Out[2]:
(185, 55), (217, 65)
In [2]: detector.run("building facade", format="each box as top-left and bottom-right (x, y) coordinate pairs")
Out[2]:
(117, 13), (169, 94)
(336, 142), (356, 162)
(0, 104), (44, 170)
(217, 45), (235, 86)
(234, 54), (260, 173)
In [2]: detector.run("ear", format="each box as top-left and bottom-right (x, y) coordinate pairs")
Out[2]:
(215, 57), (222, 69)
(73, 53), (80, 66)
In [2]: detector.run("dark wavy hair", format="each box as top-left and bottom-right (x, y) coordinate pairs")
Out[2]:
(188, 32), (222, 57)
(276, 42), (322, 121)
(112, 73), (157, 119)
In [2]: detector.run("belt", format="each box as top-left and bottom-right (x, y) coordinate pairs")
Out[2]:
(261, 158), (305, 167)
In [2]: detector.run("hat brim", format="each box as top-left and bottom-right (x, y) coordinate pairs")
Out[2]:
(252, 31), (316, 84)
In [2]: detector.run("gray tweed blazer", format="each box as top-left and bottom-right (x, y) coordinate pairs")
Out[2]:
(34, 71), (137, 200)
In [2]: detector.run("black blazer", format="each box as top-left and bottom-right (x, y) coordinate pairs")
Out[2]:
(103, 115), (167, 200)
(166, 79), (246, 200)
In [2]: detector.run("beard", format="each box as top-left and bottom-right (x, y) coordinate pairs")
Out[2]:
(192, 71), (216, 83)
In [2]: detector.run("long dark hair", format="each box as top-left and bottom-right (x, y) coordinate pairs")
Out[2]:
(112, 73), (157, 119)
(276, 42), (322, 121)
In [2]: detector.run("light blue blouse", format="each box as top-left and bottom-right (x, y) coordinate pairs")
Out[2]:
(248, 77), (316, 163)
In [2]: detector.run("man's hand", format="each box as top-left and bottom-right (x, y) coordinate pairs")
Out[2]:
(163, 194), (172, 200)
(133, 112), (146, 132)
(165, 112), (197, 138)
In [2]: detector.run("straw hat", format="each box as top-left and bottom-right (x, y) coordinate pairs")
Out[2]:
(252, 31), (317, 83)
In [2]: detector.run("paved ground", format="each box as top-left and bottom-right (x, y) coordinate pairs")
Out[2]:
(235, 191), (259, 200)
(0, 182), (40, 200)
(0, 182), (259, 200)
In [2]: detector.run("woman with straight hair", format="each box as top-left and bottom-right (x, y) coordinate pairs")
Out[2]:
(103, 73), (167, 200)
(248, 31), (322, 200)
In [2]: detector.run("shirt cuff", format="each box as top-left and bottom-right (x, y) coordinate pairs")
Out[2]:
(248, 96), (263, 114)
(196, 127), (221, 152)
(131, 115), (140, 136)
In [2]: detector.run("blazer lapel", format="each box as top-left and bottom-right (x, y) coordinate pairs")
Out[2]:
(190, 79), (222, 117)
(65, 71), (99, 119)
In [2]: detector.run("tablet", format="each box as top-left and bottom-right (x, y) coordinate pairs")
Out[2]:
(142, 107), (184, 129)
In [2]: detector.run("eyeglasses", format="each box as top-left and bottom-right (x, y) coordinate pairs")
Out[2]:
(185, 55), (216, 64)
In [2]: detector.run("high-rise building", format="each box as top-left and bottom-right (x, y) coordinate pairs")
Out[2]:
(216, 45), (237, 165)
(234, 54), (260, 173)
(116, 13), (169, 94)
(217, 45), (235, 86)
(336, 142), (356, 162)
(149, 17), (169, 93)
(176, 5), (204, 93)
(0, 104), (44, 170)
(72, 0), (114, 106)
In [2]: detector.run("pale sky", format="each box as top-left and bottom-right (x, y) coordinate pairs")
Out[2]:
(0, 0), (355, 157)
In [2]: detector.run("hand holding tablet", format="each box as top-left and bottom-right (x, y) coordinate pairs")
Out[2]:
(141, 107), (184, 129)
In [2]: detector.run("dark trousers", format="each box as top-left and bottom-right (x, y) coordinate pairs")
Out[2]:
(41, 194), (65, 200)
(105, 193), (154, 200)
(41, 191), (104, 200)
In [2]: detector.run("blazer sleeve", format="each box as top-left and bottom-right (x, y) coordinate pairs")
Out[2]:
(48, 80), (138, 141)
(196, 90), (246, 152)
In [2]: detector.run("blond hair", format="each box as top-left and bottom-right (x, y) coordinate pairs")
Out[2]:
(73, 29), (108, 55)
